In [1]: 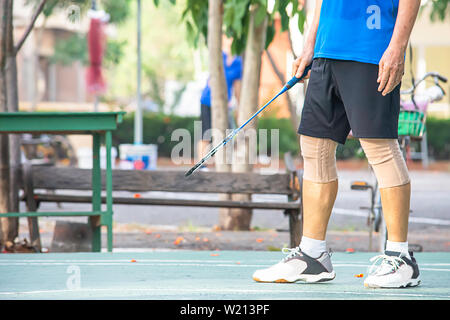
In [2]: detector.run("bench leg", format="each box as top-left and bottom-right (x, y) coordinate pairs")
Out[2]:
(105, 130), (113, 252)
(106, 222), (113, 253)
(90, 132), (102, 252)
(287, 209), (302, 248)
(23, 163), (42, 251)
(27, 217), (41, 251)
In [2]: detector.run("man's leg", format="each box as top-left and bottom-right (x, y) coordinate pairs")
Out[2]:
(302, 180), (338, 239)
(252, 58), (343, 283)
(359, 139), (411, 244)
(251, 135), (338, 283)
(359, 138), (420, 288)
(300, 135), (338, 256)
(380, 183), (410, 243)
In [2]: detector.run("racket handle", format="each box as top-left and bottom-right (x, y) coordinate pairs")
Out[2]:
(284, 64), (313, 90)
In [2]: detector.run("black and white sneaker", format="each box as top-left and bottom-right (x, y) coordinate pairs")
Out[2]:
(252, 247), (335, 283)
(364, 251), (421, 288)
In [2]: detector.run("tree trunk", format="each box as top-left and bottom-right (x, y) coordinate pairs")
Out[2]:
(0, 0), (47, 248)
(2, 0), (19, 246)
(5, 57), (20, 243)
(207, 0), (232, 226)
(0, 0), (11, 248)
(221, 4), (267, 230)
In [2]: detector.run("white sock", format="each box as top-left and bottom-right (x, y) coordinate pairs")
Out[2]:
(386, 240), (410, 259)
(299, 236), (327, 259)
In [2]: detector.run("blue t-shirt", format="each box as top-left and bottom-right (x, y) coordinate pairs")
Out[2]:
(200, 52), (243, 107)
(314, 0), (399, 65)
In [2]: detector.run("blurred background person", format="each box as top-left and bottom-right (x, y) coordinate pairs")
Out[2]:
(197, 36), (242, 167)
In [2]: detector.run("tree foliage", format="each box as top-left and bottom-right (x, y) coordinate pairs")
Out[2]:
(173, 0), (449, 53)
(166, 0), (305, 55)
(25, 0), (135, 24)
(103, 0), (195, 105)
(50, 34), (125, 68)
(427, 0), (450, 21)
(25, 0), (90, 20)
(47, 0), (132, 67)
(101, 0), (134, 25)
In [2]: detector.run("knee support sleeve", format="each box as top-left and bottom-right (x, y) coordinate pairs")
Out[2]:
(300, 135), (338, 183)
(359, 139), (410, 188)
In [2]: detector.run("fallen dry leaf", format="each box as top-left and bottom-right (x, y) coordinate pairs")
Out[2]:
(174, 236), (184, 245)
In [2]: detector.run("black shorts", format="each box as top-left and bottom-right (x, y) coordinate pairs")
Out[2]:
(298, 58), (400, 145)
(200, 104), (212, 140)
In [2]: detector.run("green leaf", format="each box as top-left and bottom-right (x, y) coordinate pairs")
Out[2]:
(297, 9), (306, 33)
(231, 37), (246, 55)
(280, 7), (289, 31)
(254, 3), (267, 27)
(264, 21), (275, 49)
(185, 20), (197, 46)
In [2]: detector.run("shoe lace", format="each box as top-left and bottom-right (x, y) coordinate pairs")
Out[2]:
(281, 247), (332, 261)
(368, 254), (404, 276)
(281, 247), (302, 261)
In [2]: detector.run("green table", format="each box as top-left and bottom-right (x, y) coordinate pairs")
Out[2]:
(0, 112), (125, 252)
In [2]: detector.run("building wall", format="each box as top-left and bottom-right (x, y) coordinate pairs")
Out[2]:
(259, 18), (294, 119)
(17, 27), (92, 106)
(14, 0), (92, 108)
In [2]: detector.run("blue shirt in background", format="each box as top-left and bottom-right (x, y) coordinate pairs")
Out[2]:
(200, 52), (243, 107)
(314, 0), (399, 65)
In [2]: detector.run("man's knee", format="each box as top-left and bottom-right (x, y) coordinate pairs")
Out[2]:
(359, 138), (410, 188)
(300, 135), (338, 183)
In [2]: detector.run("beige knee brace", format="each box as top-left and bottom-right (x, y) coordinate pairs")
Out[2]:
(359, 139), (410, 188)
(300, 135), (338, 183)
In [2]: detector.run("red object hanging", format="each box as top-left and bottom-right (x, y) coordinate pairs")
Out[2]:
(86, 17), (106, 94)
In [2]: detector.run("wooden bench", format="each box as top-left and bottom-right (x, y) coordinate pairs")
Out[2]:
(20, 154), (303, 252)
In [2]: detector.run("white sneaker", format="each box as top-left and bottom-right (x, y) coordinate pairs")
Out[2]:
(252, 247), (335, 283)
(364, 251), (421, 288)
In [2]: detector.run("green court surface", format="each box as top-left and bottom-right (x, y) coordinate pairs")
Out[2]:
(0, 251), (449, 300)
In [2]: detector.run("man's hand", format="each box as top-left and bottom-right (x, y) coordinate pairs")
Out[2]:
(292, 48), (314, 83)
(377, 0), (420, 96)
(377, 45), (406, 96)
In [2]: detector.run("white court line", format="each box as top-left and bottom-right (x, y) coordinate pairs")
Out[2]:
(332, 208), (450, 225)
(0, 262), (449, 272)
(0, 258), (448, 264)
(0, 259), (449, 266)
(0, 259), (242, 263)
(0, 287), (448, 299)
(0, 262), (264, 267)
(0, 262), (361, 267)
